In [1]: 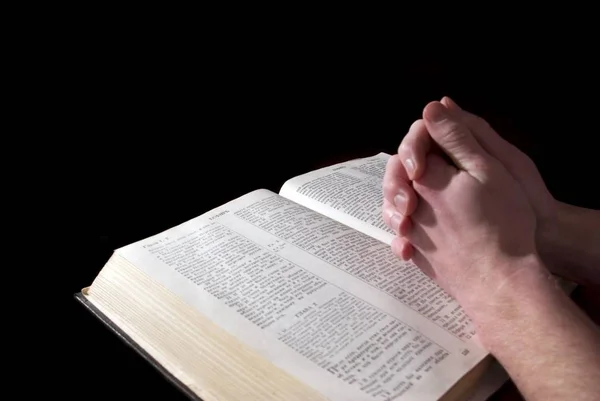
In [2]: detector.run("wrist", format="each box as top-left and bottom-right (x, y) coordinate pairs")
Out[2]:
(463, 254), (561, 350)
(536, 200), (569, 252)
(537, 200), (600, 285)
(465, 251), (600, 401)
(536, 199), (562, 259)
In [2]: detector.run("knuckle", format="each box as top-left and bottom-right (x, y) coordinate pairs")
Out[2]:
(386, 154), (401, 170)
(398, 140), (412, 156)
(397, 141), (407, 154)
(470, 154), (492, 171)
(409, 119), (424, 132)
(515, 149), (535, 169)
(440, 124), (467, 144)
(474, 115), (492, 130)
(382, 181), (398, 199)
(398, 120), (425, 154)
(398, 141), (415, 160)
(387, 153), (400, 165)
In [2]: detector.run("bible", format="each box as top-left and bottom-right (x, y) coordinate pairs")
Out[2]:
(77, 152), (521, 401)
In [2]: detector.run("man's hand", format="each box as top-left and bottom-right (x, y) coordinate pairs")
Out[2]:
(385, 101), (549, 320)
(383, 100), (600, 401)
(402, 97), (557, 221)
(384, 97), (559, 266)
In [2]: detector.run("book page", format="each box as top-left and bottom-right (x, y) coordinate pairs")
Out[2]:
(117, 189), (489, 401)
(279, 152), (396, 245)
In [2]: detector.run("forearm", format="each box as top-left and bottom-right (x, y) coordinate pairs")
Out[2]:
(473, 257), (600, 401)
(540, 201), (600, 286)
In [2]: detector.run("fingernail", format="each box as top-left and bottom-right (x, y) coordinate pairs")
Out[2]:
(394, 192), (406, 212)
(426, 102), (448, 123)
(390, 213), (402, 232)
(405, 158), (415, 175)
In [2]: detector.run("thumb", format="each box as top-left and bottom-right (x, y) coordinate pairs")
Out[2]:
(422, 101), (490, 180)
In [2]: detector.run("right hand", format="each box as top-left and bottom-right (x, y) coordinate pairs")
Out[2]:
(385, 97), (558, 261)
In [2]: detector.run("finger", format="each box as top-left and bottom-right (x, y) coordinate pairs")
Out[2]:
(442, 96), (550, 203)
(412, 153), (456, 195)
(404, 121), (454, 168)
(399, 195), (437, 251)
(384, 153), (409, 183)
(383, 200), (413, 236)
(398, 119), (432, 180)
(443, 96), (536, 179)
(441, 96), (461, 114)
(422, 101), (491, 182)
(442, 96), (509, 155)
(383, 155), (418, 216)
(410, 248), (436, 279)
(391, 236), (414, 261)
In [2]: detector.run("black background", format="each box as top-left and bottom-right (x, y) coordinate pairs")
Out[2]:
(54, 26), (599, 400)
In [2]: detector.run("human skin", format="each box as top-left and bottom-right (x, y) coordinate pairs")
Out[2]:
(382, 100), (600, 400)
(385, 96), (600, 286)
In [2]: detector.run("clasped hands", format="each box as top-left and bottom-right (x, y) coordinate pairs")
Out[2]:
(382, 97), (559, 325)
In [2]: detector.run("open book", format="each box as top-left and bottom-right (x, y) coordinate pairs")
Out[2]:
(78, 152), (514, 401)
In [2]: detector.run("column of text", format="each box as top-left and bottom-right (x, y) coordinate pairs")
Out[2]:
(235, 196), (475, 340)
